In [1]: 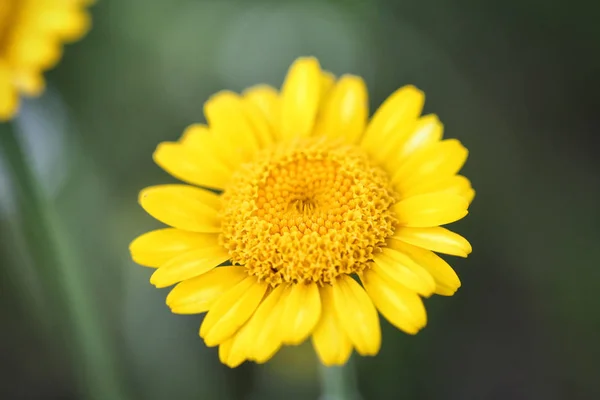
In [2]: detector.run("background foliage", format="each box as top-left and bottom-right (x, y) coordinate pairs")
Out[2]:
(1, 0), (599, 399)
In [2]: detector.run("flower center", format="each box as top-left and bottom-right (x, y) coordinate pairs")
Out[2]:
(220, 137), (397, 286)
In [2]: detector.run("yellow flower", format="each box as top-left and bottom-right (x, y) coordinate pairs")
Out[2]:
(130, 57), (474, 367)
(0, 0), (93, 121)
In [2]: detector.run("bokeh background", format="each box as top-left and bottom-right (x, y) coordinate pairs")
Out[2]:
(1, 0), (599, 399)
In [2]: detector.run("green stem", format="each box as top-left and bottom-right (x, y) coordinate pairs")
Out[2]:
(0, 123), (129, 400)
(318, 358), (362, 400)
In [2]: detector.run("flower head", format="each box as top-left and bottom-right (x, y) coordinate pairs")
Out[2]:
(130, 57), (474, 367)
(0, 0), (93, 120)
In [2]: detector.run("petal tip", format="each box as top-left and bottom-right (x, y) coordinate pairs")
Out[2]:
(203, 336), (220, 348)
(149, 270), (169, 288)
(152, 142), (172, 163)
(137, 187), (154, 207)
(294, 55), (320, 65)
(128, 237), (139, 256)
(199, 323), (209, 340)
(355, 346), (380, 357)
(401, 84), (425, 99)
(223, 359), (245, 368)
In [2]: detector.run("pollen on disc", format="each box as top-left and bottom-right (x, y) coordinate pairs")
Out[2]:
(220, 138), (397, 286)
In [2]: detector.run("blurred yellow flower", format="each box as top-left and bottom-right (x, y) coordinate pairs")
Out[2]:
(0, 0), (92, 121)
(130, 57), (474, 367)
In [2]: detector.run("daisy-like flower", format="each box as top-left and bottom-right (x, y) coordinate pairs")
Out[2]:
(0, 0), (93, 120)
(130, 57), (474, 367)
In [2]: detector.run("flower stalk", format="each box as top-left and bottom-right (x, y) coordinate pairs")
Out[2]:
(0, 122), (129, 400)
(318, 359), (362, 400)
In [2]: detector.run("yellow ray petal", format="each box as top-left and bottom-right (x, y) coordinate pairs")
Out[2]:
(388, 239), (461, 296)
(0, 63), (18, 121)
(361, 85), (424, 159)
(402, 175), (474, 205)
(331, 275), (381, 356)
(204, 91), (261, 163)
(387, 114), (444, 170)
(200, 276), (268, 347)
(129, 228), (219, 268)
(14, 70), (45, 96)
(150, 246), (230, 288)
(280, 57), (322, 140)
(241, 96), (275, 148)
(320, 70), (336, 101)
(362, 268), (427, 334)
(178, 124), (238, 170)
(232, 285), (287, 363)
(41, 7), (91, 41)
(463, 188), (476, 205)
(153, 142), (232, 190)
(372, 248), (436, 297)
(313, 75), (368, 144)
(218, 336), (246, 368)
(279, 282), (322, 345)
(392, 193), (468, 227)
(242, 85), (280, 136)
(392, 226), (472, 257)
(138, 185), (221, 232)
(166, 267), (247, 314)
(7, 35), (63, 70)
(218, 337), (234, 366)
(392, 139), (468, 192)
(312, 285), (353, 366)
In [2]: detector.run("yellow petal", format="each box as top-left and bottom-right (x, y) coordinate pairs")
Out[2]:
(166, 266), (247, 314)
(129, 228), (219, 267)
(313, 75), (368, 144)
(138, 185), (221, 232)
(463, 188), (476, 205)
(40, 8), (91, 41)
(388, 239), (461, 296)
(372, 248), (436, 296)
(320, 70), (336, 101)
(150, 246), (230, 288)
(331, 275), (381, 356)
(392, 139), (468, 192)
(242, 85), (280, 136)
(392, 226), (472, 257)
(200, 276), (268, 347)
(241, 96), (275, 148)
(361, 85), (424, 159)
(218, 338), (234, 366)
(362, 268), (427, 334)
(218, 336), (246, 368)
(403, 175), (474, 205)
(280, 57), (322, 140)
(387, 114), (444, 169)
(279, 283), (322, 345)
(7, 35), (62, 70)
(153, 142), (232, 190)
(204, 91), (261, 163)
(233, 285), (287, 363)
(14, 70), (45, 96)
(392, 193), (468, 227)
(0, 63), (18, 121)
(311, 285), (353, 366)
(178, 124), (237, 170)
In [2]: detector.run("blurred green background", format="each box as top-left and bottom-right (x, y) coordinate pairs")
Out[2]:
(1, 0), (599, 399)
